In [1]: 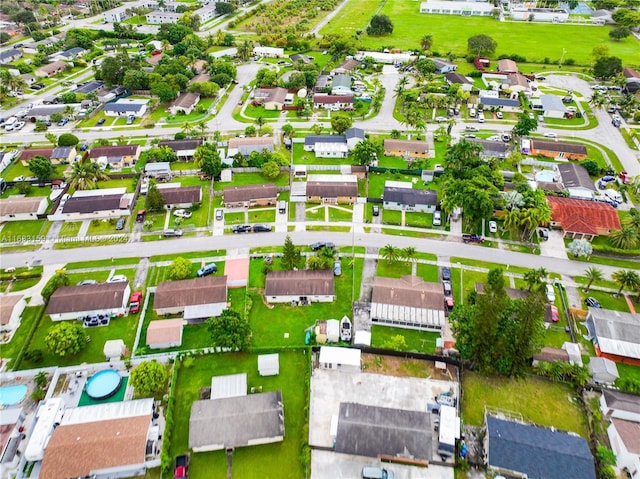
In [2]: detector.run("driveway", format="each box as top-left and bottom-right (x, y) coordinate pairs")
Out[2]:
(538, 229), (568, 259)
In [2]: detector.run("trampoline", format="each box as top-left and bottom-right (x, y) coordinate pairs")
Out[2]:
(85, 370), (122, 400)
(0, 384), (28, 406)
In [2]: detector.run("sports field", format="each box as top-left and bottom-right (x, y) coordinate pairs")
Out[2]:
(321, 0), (640, 66)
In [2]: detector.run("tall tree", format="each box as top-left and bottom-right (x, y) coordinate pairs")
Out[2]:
(350, 139), (382, 166)
(583, 267), (603, 292)
(467, 34), (497, 56)
(65, 161), (109, 190)
(281, 235), (302, 270)
(513, 113), (538, 137)
(130, 361), (168, 397)
(194, 143), (222, 179)
(609, 227), (639, 250)
(612, 269), (640, 296)
(146, 183), (166, 212)
(169, 257), (193, 280)
(28, 156), (56, 184)
(42, 272), (69, 301)
(207, 309), (252, 351)
(366, 14), (393, 36)
(330, 114), (352, 135)
(45, 322), (86, 357)
(420, 34), (433, 51)
(380, 244), (399, 264)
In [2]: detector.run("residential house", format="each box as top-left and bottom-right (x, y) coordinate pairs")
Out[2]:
(146, 319), (183, 349)
(0, 408), (25, 469)
(59, 188), (132, 220)
(314, 75), (330, 93)
(222, 184), (277, 208)
(444, 72), (473, 92)
(318, 346), (361, 372)
(196, 4), (217, 22)
(89, 144), (140, 170)
(50, 146), (76, 165)
(19, 148), (53, 163)
(0, 49), (22, 65)
(265, 270), (335, 304)
(168, 91), (200, 115)
(432, 58), (457, 74)
(419, 0), (495, 15)
(510, 6), (569, 22)
(547, 196), (620, 240)
(332, 58), (359, 75)
(154, 276), (228, 320)
(535, 94), (567, 118)
(557, 163), (596, 200)
(370, 275), (447, 331)
(383, 183), (437, 213)
(623, 67), (640, 94)
(253, 87), (288, 110)
(467, 138), (511, 158)
(20, 73), (35, 87)
(478, 96), (521, 111)
(591, 9), (614, 24)
(497, 59), (518, 73)
(306, 174), (358, 204)
(145, 11), (181, 23)
(24, 105), (68, 122)
(600, 390), (640, 423)
(506, 73), (530, 93)
(46, 281), (130, 321)
(384, 139), (432, 159)
(523, 139), (587, 160)
(34, 61), (67, 77)
(144, 162), (171, 178)
(331, 74), (352, 96)
(104, 99), (148, 118)
(290, 53), (312, 64)
(304, 135), (348, 158)
(313, 95), (354, 110)
(253, 46), (284, 58)
(39, 399), (158, 479)
(345, 128), (365, 149)
(355, 50), (416, 64)
(532, 346), (570, 366)
(50, 47), (86, 61)
(0, 294), (26, 332)
(0, 196), (48, 222)
(227, 137), (274, 157)
(485, 414), (596, 479)
(75, 80), (104, 95)
(335, 402), (431, 461)
(209, 47), (237, 59)
(188, 73), (211, 85)
(158, 139), (203, 161)
(585, 308), (640, 365)
(157, 185), (202, 209)
(608, 418), (640, 479)
(189, 392), (284, 452)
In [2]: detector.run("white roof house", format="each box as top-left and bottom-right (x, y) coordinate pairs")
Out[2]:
(562, 342), (583, 366)
(318, 346), (361, 373)
(355, 51), (416, 64)
(258, 354), (280, 376)
(253, 46), (284, 58)
(585, 308), (640, 361)
(210, 373), (247, 400)
(24, 398), (65, 461)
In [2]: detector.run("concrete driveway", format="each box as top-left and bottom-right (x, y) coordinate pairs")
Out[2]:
(538, 229), (568, 259)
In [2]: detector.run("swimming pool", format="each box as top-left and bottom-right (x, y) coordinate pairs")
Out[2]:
(535, 170), (557, 183)
(85, 370), (122, 400)
(0, 384), (28, 406)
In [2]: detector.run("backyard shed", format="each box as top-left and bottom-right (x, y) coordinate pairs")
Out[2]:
(326, 319), (340, 343)
(318, 346), (361, 373)
(146, 319), (183, 349)
(103, 339), (126, 361)
(589, 357), (619, 384)
(258, 354), (280, 376)
(210, 373), (247, 400)
(354, 331), (371, 346)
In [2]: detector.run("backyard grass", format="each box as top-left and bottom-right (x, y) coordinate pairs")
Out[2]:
(0, 306), (44, 368)
(370, 325), (439, 353)
(579, 289), (632, 312)
(0, 220), (52, 241)
(169, 351), (309, 479)
(368, 171), (424, 199)
(320, 0), (640, 65)
(96, 178), (137, 193)
(462, 372), (588, 437)
(617, 363), (640, 383)
(214, 172), (288, 191)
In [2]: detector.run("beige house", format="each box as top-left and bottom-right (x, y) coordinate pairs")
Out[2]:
(146, 319), (183, 349)
(253, 87), (288, 110)
(0, 196), (48, 221)
(383, 139), (431, 159)
(154, 276), (227, 320)
(50, 146), (76, 165)
(265, 270), (335, 304)
(168, 91), (200, 115)
(306, 181), (358, 205)
(34, 60), (67, 77)
(223, 184), (277, 208)
(89, 145), (140, 170)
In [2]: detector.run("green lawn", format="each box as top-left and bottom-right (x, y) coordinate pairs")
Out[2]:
(381, 209), (402, 226)
(0, 306), (44, 369)
(371, 325), (439, 353)
(214, 173), (288, 191)
(405, 211), (434, 228)
(169, 352), (309, 479)
(66, 257), (140, 269)
(148, 250), (226, 262)
(1, 160), (35, 181)
(376, 260), (412, 278)
(368, 171), (425, 199)
(328, 206), (353, 222)
(86, 218), (125, 235)
(579, 289), (631, 312)
(96, 178), (137, 193)
(59, 222), (82, 237)
(0, 220), (52, 242)
(247, 209), (276, 224)
(320, 0), (640, 65)
(243, 105), (282, 119)
(617, 363), (640, 383)
(462, 372), (588, 437)
(146, 261), (225, 287)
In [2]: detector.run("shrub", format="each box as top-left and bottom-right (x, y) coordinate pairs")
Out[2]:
(16, 181), (31, 194)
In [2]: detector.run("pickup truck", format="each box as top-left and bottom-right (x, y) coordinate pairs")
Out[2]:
(462, 234), (484, 244)
(175, 454), (189, 479)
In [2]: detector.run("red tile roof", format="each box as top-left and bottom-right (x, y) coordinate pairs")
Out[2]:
(547, 197), (620, 235)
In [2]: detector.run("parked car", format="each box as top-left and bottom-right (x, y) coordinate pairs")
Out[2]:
(96, 118), (106, 126)
(129, 292), (142, 314)
(163, 229), (183, 237)
(462, 234), (484, 243)
(538, 228), (549, 241)
(126, 115), (135, 124)
(545, 284), (555, 303)
(107, 274), (127, 283)
(543, 132), (558, 139)
(372, 205), (380, 216)
(444, 296), (454, 312)
(197, 263), (217, 277)
(537, 115), (544, 123)
(488, 221), (497, 233)
(442, 280), (452, 296)
(585, 297), (602, 308)
(252, 224), (272, 232)
(136, 210), (146, 222)
(175, 454), (189, 479)
(362, 466), (394, 479)
(173, 209), (192, 219)
(77, 279), (97, 286)
(14, 121), (25, 130)
(550, 305), (559, 323)
(232, 224), (252, 233)
(442, 267), (451, 281)
(333, 259), (342, 276)
(215, 209), (223, 221)
(433, 211), (441, 226)
(465, 126), (479, 132)
(535, 75), (547, 81)
(311, 241), (335, 251)
(57, 118), (69, 126)
(496, 111), (503, 119)
(115, 217), (125, 230)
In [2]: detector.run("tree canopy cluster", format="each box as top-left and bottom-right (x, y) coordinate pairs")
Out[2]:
(367, 14), (394, 36)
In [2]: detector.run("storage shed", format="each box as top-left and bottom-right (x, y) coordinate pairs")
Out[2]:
(103, 339), (126, 361)
(318, 346), (361, 373)
(258, 354), (280, 376)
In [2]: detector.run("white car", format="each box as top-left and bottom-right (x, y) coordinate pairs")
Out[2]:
(496, 111), (503, 119)
(435, 116), (448, 123)
(173, 209), (192, 218)
(543, 132), (558, 139)
(107, 274), (127, 283)
(566, 106), (577, 113)
(14, 121), (25, 130)
(545, 284), (556, 303)
(488, 221), (497, 233)
(537, 115), (544, 123)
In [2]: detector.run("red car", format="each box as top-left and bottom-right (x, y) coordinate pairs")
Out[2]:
(550, 305), (559, 323)
(129, 292), (142, 314)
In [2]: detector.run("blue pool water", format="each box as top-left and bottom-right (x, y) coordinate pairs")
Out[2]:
(0, 384), (28, 406)
(536, 170), (556, 183)
(85, 370), (122, 400)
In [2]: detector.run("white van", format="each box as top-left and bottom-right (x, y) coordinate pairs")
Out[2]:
(469, 108), (476, 118)
(604, 189), (623, 204)
(433, 211), (442, 226)
(4, 117), (17, 130)
(477, 112), (485, 123)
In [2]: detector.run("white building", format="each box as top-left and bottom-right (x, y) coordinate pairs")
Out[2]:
(355, 50), (416, 64)
(420, 0), (495, 16)
(510, 6), (569, 22)
(154, 276), (227, 320)
(318, 346), (361, 373)
(104, 99), (148, 117)
(0, 295), (26, 333)
(253, 46), (284, 58)
(608, 419), (640, 479)
(145, 11), (181, 23)
(24, 398), (65, 462)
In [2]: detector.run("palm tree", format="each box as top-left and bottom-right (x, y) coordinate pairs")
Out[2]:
(65, 161), (109, 190)
(589, 91), (606, 110)
(609, 227), (639, 250)
(503, 208), (522, 237)
(524, 267), (547, 292)
(611, 269), (640, 297)
(401, 246), (416, 265)
(583, 266), (603, 293)
(380, 244), (399, 264)
(420, 34), (433, 52)
(394, 76), (409, 100)
(197, 120), (207, 138)
(623, 209), (640, 230)
(255, 116), (265, 135)
(181, 122), (195, 138)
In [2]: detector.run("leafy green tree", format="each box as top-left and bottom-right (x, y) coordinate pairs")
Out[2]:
(16, 181), (31, 194)
(58, 133), (79, 147)
(150, 81), (177, 102)
(146, 183), (166, 213)
(28, 156), (56, 184)
(330, 114), (352, 135)
(467, 34), (497, 56)
(612, 269), (640, 296)
(45, 132), (58, 147)
(65, 161), (109, 190)
(593, 56), (623, 80)
(261, 160), (281, 179)
(169, 257), (193, 280)
(141, 146), (178, 164)
(383, 335), (408, 351)
(367, 14), (394, 36)
(130, 361), (168, 397)
(609, 26), (631, 41)
(45, 322), (86, 357)
(42, 272), (69, 301)
(158, 22), (193, 44)
(194, 143), (222, 178)
(216, 2), (236, 15)
(0, 32), (11, 44)
(611, 8), (640, 27)
(420, 34), (433, 51)
(281, 235), (302, 270)
(350, 139), (381, 166)
(207, 309), (251, 351)
(513, 113), (538, 137)
(581, 159), (600, 176)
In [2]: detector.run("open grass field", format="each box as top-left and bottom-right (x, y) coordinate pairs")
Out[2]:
(371, 325), (439, 353)
(462, 372), (588, 437)
(320, 0), (640, 66)
(0, 306), (43, 369)
(170, 351), (309, 479)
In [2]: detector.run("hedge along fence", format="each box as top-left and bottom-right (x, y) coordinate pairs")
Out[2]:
(10, 306), (46, 371)
(160, 358), (180, 477)
(0, 270), (42, 281)
(368, 166), (423, 175)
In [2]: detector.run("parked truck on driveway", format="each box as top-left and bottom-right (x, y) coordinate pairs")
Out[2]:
(462, 234), (484, 244)
(175, 454), (189, 479)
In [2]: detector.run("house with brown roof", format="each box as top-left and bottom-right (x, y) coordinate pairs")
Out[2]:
(157, 185), (202, 209)
(59, 188), (131, 220)
(34, 60), (67, 77)
(188, 72), (211, 84)
(0, 196), (48, 221)
(332, 58), (359, 75)
(497, 59), (518, 73)
(525, 139), (588, 161)
(313, 94), (354, 110)
(608, 418), (640, 478)
(89, 144), (140, 170)
(39, 399), (157, 479)
(19, 148), (53, 164)
(0, 294), (26, 332)
(370, 275), (446, 331)
(265, 270), (335, 304)
(168, 91), (200, 115)
(146, 318), (184, 349)
(600, 389), (640, 423)
(623, 67), (640, 93)
(384, 139), (432, 159)
(253, 87), (288, 110)
(154, 275), (227, 320)
(158, 138), (204, 160)
(223, 184), (277, 208)
(547, 196), (620, 240)
(227, 137), (274, 157)
(532, 346), (570, 366)
(306, 181), (358, 204)
(46, 281), (130, 321)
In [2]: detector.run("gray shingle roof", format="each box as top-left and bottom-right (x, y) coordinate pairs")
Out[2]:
(62, 194), (123, 214)
(159, 186), (201, 205)
(487, 415), (595, 479)
(383, 187), (437, 206)
(265, 270), (334, 297)
(467, 138), (511, 158)
(479, 97), (520, 108)
(306, 181), (358, 198)
(154, 276), (227, 309)
(602, 390), (640, 416)
(531, 140), (587, 155)
(557, 163), (595, 191)
(304, 135), (346, 146)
